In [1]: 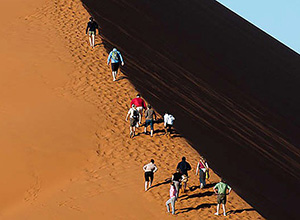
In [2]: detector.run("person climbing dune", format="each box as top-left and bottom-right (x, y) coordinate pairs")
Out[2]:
(125, 104), (140, 138)
(213, 178), (232, 216)
(176, 157), (191, 192)
(166, 182), (177, 215)
(107, 48), (124, 81)
(195, 157), (209, 189)
(130, 94), (147, 121)
(164, 112), (175, 138)
(85, 17), (99, 48)
(144, 104), (157, 137)
(171, 169), (183, 198)
(143, 159), (158, 191)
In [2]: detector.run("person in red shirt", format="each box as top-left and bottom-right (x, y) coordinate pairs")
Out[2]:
(130, 94), (147, 122)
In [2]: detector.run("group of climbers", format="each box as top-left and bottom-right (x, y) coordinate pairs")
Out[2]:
(86, 17), (232, 217)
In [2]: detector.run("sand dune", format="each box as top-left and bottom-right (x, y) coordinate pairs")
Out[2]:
(82, 0), (300, 219)
(0, 0), (263, 219)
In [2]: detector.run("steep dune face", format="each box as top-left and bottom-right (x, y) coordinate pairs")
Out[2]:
(82, 0), (300, 219)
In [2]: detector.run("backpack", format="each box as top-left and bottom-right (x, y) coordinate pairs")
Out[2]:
(132, 109), (139, 119)
(111, 51), (119, 61)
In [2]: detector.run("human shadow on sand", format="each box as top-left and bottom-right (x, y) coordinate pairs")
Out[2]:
(116, 76), (128, 82)
(153, 129), (165, 136)
(226, 208), (255, 215)
(189, 183), (215, 192)
(140, 117), (183, 138)
(153, 118), (164, 124)
(179, 191), (215, 201)
(177, 203), (217, 214)
(149, 178), (171, 190)
(94, 43), (104, 47)
(153, 128), (183, 138)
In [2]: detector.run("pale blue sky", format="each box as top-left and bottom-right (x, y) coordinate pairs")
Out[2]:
(216, 0), (300, 54)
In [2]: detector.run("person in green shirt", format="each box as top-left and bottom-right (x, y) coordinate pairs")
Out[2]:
(213, 179), (232, 216)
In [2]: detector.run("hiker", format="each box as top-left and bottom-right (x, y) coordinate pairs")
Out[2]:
(171, 169), (183, 198)
(166, 182), (177, 215)
(143, 159), (158, 191)
(130, 94), (147, 120)
(176, 157), (191, 192)
(213, 179), (232, 216)
(85, 17), (99, 48)
(125, 104), (141, 138)
(195, 157), (209, 188)
(144, 104), (157, 137)
(107, 48), (124, 81)
(164, 112), (175, 138)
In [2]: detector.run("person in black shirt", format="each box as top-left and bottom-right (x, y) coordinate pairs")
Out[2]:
(172, 169), (183, 198)
(176, 157), (191, 192)
(85, 17), (99, 48)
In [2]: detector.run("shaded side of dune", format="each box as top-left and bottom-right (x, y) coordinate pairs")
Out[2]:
(81, 0), (300, 219)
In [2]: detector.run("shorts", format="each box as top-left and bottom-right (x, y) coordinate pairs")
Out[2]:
(89, 30), (95, 35)
(165, 124), (172, 131)
(136, 106), (143, 112)
(111, 62), (120, 71)
(145, 119), (154, 130)
(130, 118), (138, 127)
(217, 194), (227, 204)
(144, 171), (154, 182)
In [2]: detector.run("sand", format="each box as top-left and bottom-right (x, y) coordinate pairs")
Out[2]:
(0, 0), (263, 219)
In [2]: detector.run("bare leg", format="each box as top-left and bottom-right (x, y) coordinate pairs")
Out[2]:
(89, 36), (92, 47)
(215, 204), (220, 215)
(222, 204), (226, 216)
(112, 71), (116, 81)
(145, 181), (148, 191)
(115, 69), (118, 80)
(139, 109), (143, 123)
(91, 34), (95, 47)
(150, 129), (153, 137)
(149, 181), (152, 188)
(165, 127), (168, 136)
(130, 126), (133, 138)
(144, 126), (147, 134)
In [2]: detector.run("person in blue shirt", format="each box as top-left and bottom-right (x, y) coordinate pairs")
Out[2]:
(107, 48), (124, 81)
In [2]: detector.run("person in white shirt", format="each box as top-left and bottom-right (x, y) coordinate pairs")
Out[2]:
(195, 157), (209, 188)
(143, 159), (158, 191)
(125, 104), (141, 138)
(164, 112), (175, 138)
(166, 182), (177, 215)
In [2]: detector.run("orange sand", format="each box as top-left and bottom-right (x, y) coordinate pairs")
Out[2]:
(0, 0), (263, 219)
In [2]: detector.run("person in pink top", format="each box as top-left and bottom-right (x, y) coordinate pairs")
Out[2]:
(195, 157), (209, 188)
(130, 94), (147, 121)
(166, 182), (177, 215)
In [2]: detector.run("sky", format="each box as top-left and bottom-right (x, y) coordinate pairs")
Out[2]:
(216, 0), (300, 54)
